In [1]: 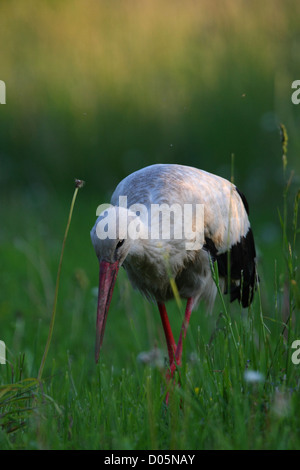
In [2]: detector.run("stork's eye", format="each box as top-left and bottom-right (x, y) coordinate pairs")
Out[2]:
(116, 239), (125, 250)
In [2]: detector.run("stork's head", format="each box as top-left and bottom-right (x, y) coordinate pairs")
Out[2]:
(90, 205), (142, 362)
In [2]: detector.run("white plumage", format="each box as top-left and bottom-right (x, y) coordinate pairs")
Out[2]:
(90, 164), (257, 375)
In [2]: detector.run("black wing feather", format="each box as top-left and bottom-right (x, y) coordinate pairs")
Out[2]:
(204, 188), (257, 308)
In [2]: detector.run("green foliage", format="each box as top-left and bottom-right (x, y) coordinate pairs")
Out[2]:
(1, 132), (299, 448)
(1, 0), (300, 450)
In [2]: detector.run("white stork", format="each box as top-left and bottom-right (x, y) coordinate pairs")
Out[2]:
(90, 164), (257, 379)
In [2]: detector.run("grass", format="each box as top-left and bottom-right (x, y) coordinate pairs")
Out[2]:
(0, 128), (299, 450)
(37, 179), (84, 381)
(0, 0), (300, 450)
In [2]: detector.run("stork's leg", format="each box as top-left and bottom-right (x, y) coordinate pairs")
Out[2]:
(170, 297), (194, 377)
(158, 298), (194, 405)
(157, 301), (176, 366)
(157, 301), (178, 405)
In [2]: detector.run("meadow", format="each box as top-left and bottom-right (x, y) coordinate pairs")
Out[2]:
(0, 0), (300, 450)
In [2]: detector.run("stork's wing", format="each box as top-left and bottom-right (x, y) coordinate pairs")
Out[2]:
(203, 183), (257, 307)
(111, 163), (257, 306)
(111, 164), (250, 247)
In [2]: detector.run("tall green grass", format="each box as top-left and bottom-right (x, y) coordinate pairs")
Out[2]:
(0, 127), (299, 449)
(1, 0), (300, 450)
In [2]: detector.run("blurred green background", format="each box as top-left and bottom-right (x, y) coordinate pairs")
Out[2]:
(1, 0), (300, 371)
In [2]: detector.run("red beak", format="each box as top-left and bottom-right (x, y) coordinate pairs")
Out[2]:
(95, 259), (119, 363)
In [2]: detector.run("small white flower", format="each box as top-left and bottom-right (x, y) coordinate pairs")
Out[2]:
(244, 370), (265, 384)
(137, 348), (164, 368)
